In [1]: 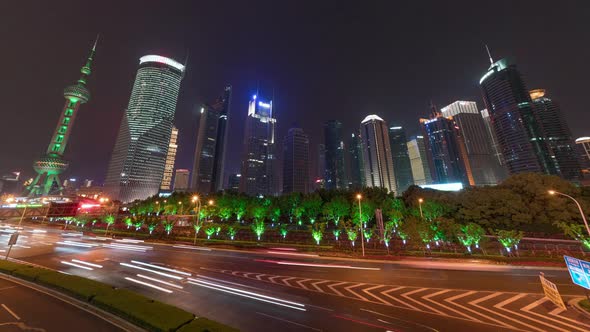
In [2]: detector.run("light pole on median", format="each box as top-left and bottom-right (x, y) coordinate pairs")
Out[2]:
(418, 198), (424, 219)
(356, 194), (365, 257)
(548, 190), (590, 237)
(192, 196), (201, 245)
(5, 200), (28, 260)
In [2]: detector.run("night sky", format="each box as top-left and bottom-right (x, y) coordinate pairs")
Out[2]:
(2, 1), (589, 184)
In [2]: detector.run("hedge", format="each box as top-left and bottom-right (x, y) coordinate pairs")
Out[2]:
(0, 260), (236, 331)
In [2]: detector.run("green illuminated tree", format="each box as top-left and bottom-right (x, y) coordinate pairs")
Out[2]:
(332, 228), (341, 241)
(311, 223), (325, 245)
(217, 196), (233, 221)
(232, 196), (248, 221)
(557, 222), (590, 249)
(352, 199), (375, 227)
(279, 224), (289, 239)
(250, 203), (268, 223)
(495, 229), (524, 254)
(205, 225), (216, 239)
(455, 223), (486, 253)
(381, 221), (396, 253)
(103, 214), (115, 236)
(322, 196), (350, 226)
(227, 225), (238, 240)
(344, 221), (358, 247)
(268, 204), (281, 223)
(192, 216), (204, 244)
(382, 197), (405, 227)
(133, 216), (144, 231)
(363, 227), (373, 243)
(146, 216), (159, 235)
(294, 206), (305, 225)
(124, 217), (133, 229)
(161, 217), (175, 236)
(302, 194), (323, 224)
(251, 220), (265, 241)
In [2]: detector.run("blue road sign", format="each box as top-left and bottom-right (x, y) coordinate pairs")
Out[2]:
(564, 255), (590, 290)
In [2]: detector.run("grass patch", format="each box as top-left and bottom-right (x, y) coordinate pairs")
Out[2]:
(177, 318), (239, 332)
(0, 260), (27, 274)
(580, 299), (590, 313)
(12, 266), (52, 281)
(36, 272), (115, 301)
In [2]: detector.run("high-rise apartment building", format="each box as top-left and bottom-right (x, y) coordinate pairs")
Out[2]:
(191, 86), (232, 193)
(105, 55), (185, 203)
(161, 126), (179, 191)
(239, 95), (277, 196)
(575, 137), (590, 182)
(228, 174), (241, 191)
(530, 89), (581, 182)
(407, 136), (432, 186)
(173, 169), (190, 191)
(388, 125), (414, 192)
(479, 57), (555, 176)
(323, 120), (347, 190)
(440, 101), (504, 185)
(348, 133), (365, 189)
(283, 127), (310, 194)
(480, 108), (504, 167)
(360, 115), (396, 194)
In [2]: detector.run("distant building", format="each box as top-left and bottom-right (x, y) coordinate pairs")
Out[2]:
(161, 126), (179, 191)
(239, 94), (277, 196)
(105, 55), (185, 203)
(283, 127), (310, 194)
(480, 108), (504, 167)
(173, 169), (190, 191)
(191, 86), (232, 193)
(324, 120), (347, 190)
(360, 115), (396, 194)
(407, 136), (432, 186)
(348, 132), (365, 189)
(0, 172), (20, 195)
(228, 174), (241, 191)
(317, 144), (326, 183)
(441, 101), (504, 185)
(576, 137), (590, 184)
(82, 179), (93, 187)
(388, 125), (414, 193)
(530, 89), (581, 182)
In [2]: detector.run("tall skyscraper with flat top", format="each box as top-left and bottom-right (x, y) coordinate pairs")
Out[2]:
(161, 126), (179, 191)
(388, 125), (414, 192)
(479, 57), (555, 175)
(348, 133), (365, 189)
(239, 95), (277, 196)
(360, 115), (396, 194)
(283, 126), (309, 194)
(26, 38), (98, 196)
(105, 55), (185, 203)
(324, 120), (347, 190)
(407, 135), (432, 185)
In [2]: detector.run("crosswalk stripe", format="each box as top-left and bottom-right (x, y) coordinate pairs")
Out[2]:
(343, 283), (369, 301)
(445, 291), (513, 328)
(296, 279), (312, 290)
(382, 287), (421, 311)
(548, 307), (565, 316)
(492, 294), (550, 332)
(255, 274), (267, 281)
(268, 275), (283, 284)
(281, 277), (296, 287)
(401, 288), (448, 316)
(422, 289), (476, 322)
(549, 309), (590, 329)
(311, 280), (330, 292)
(521, 298), (590, 332)
(468, 292), (539, 331)
(362, 285), (390, 305)
(327, 282), (349, 297)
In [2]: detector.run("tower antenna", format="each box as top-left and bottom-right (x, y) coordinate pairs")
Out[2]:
(485, 44), (494, 65)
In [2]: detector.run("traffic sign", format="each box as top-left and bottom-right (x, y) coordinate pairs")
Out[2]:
(539, 273), (566, 310)
(564, 255), (590, 290)
(7, 233), (18, 246)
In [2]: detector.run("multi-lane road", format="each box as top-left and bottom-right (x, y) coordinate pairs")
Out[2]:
(1, 220), (590, 332)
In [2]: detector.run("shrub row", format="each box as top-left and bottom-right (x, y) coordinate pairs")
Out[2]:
(0, 260), (237, 332)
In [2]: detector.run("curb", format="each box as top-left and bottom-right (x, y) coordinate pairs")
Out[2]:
(0, 272), (145, 332)
(569, 297), (590, 319)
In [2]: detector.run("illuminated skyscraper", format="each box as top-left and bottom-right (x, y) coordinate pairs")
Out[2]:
(173, 169), (190, 191)
(407, 136), (432, 186)
(239, 95), (277, 196)
(388, 125), (414, 192)
(530, 89), (581, 182)
(26, 38), (98, 196)
(324, 120), (347, 190)
(480, 108), (504, 166)
(283, 126), (309, 194)
(191, 86), (232, 193)
(105, 55), (185, 203)
(348, 132), (365, 189)
(360, 115), (396, 194)
(161, 126), (179, 191)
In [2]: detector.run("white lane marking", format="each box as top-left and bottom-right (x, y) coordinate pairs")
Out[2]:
(1, 304), (20, 320)
(173, 245), (211, 251)
(361, 285), (390, 305)
(423, 289), (476, 322)
(281, 277), (296, 287)
(295, 278), (312, 290)
(491, 294), (546, 332)
(255, 274), (268, 281)
(124, 277), (173, 294)
(272, 260), (381, 270)
(401, 288), (447, 316)
(71, 259), (103, 268)
(0, 286), (18, 292)
(56, 241), (96, 248)
(266, 251), (319, 257)
(255, 311), (321, 331)
(311, 280), (330, 292)
(549, 307), (590, 329)
(61, 261), (93, 270)
(268, 275), (283, 284)
(382, 286), (420, 311)
(327, 282), (349, 297)
(444, 291), (512, 328)
(548, 307), (565, 315)
(187, 280), (306, 311)
(521, 298), (590, 332)
(119, 263), (183, 280)
(130, 260), (191, 276)
(344, 283), (369, 301)
(136, 274), (184, 289)
(360, 308), (440, 332)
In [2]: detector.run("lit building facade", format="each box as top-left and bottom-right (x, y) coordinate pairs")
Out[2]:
(388, 125), (414, 192)
(360, 115), (396, 194)
(228, 174), (241, 191)
(407, 136), (432, 186)
(239, 95), (277, 196)
(105, 55), (185, 203)
(348, 132), (365, 189)
(282, 127), (310, 194)
(480, 108), (505, 167)
(576, 137), (590, 183)
(161, 126), (179, 191)
(173, 169), (190, 191)
(324, 120), (347, 190)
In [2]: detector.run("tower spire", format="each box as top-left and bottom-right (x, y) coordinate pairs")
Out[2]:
(79, 35), (99, 85)
(485, 44), (494, 65)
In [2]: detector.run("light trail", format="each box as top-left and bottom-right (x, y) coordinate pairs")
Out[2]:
(119, 263), (183, 280)
(255, 259), (381, 270)
(31, 229), (47, 233)
(172, 245), (211, 251)
(266, 251), (319, 257)
(136, 274), (184, 289)
(124, 277), (173, 293)
(62, 232), (83, 237)
(56, 241), (96, 248)
(130, 260), (191, 276)
(71, 259), (103, 268)
(115, 239), (144, 244)
(61, 261), (93, 270)
(102, 243), (152, 252)
(268, 247), (298, 251)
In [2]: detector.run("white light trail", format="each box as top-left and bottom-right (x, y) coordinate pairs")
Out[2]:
(62, 232), (83, 237)
(130, 260), (191, 276)
(172, 245), (211, 251)
(187, 279), (306, 311)
(31, 229), (47, 234)
(61, 261), (93, 270)
(102, 243), (151, 252)
(56, 241), (96, 248)
(124, 277), (173, 293)
(136, 274), (184, 289)
(257, 259), (381, 270)
(71, 259), (103, 268)
(115, 239), (144, 244)
(266, 251), (319, 257)
(119, 263), (183, 280)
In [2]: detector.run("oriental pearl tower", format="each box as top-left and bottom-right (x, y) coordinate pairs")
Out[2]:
(26, 37), (98, 196)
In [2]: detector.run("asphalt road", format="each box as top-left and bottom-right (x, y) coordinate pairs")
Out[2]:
(2, 220), (590, 332)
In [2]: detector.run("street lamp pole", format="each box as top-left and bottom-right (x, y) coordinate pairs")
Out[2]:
(357, 194), (365, 257)
(548, 190), (590, 237)
(192, 196), (201, 245)
(418, 198), (424, 219)
(5, 203), (27, 260)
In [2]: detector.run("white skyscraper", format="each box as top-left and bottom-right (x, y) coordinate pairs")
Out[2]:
(359, 115), (396, 194)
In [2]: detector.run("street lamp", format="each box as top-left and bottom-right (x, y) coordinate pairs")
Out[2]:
(192, 196), (201, 245)
(418, 198), (424, 219)
(178, 201), (183, 215)
(356, 194), (365, 257)
(548, 190), (590, 237)
(5, 201), (28, 260)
